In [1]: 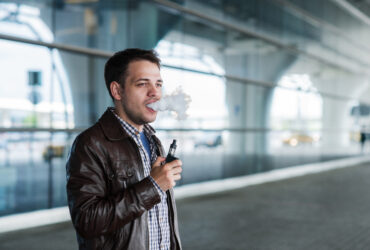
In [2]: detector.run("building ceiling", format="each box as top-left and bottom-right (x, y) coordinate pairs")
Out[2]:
(347, 0), (370, 15)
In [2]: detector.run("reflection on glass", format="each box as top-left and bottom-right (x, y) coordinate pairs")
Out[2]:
(271, 74), (322, 131)
(0, 131), (75, 216)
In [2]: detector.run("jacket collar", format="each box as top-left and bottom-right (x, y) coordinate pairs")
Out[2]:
(98, 107), (156, 141)
(98, 107), (129, 141)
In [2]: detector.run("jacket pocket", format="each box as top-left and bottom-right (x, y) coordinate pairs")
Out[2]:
(114, 160), (135, 179)
(108, 160), (138, 191)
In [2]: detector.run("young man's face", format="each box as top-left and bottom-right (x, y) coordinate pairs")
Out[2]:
(118, 60), (162, 129)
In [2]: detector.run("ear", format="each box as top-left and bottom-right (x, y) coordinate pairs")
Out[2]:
(110, 81), (123, 101)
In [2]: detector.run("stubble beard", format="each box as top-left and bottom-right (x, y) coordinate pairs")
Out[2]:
(120, 99), (155, 126)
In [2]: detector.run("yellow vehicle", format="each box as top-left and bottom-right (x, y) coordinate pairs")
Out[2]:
(283, 134), (315, 147)
(349, 131), (361, 142)
(42, 145), (65, 161)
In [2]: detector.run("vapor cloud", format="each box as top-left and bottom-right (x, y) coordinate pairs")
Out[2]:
(148, 87), (191, 119)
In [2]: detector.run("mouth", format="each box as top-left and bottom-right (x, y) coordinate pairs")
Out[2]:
(145, 99), (158, 105)
(145, 102), (156, 113)
(146, 106), (156, 113)
(145, 99), (159, 113)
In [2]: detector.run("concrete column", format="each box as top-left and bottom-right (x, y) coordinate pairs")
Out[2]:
(224, 48), (296, 154)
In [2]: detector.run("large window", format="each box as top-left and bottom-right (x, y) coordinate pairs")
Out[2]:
(0, 3), (73, 129)
(1, 0), (369, 216)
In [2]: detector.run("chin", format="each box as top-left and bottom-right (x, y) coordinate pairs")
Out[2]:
(147, 116), (157, 123)
(145, 113), (157, 123)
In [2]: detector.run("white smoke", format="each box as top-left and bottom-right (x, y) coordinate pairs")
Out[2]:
(147, 87), (191, 120)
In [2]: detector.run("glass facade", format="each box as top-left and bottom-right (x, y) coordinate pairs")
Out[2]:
(1, 0), (370, 216)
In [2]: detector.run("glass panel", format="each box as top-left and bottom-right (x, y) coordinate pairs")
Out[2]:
(0, 131), (79, 216)
(0, 0), (370, 218)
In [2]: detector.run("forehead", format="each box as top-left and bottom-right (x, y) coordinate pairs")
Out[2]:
(126, 60), (161, 80)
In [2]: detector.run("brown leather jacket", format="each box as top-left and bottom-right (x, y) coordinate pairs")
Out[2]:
(66, 108), (182, 250)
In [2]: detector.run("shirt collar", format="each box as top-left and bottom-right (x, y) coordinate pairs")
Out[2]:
(109, 107), (156, 137)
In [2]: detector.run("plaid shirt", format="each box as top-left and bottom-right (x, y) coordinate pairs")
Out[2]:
(111, 109), (171, 250)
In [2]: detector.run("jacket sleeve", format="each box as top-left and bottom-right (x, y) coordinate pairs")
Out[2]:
(66, 135), (161, 238)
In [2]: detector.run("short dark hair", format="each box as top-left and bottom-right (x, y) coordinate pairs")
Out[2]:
(104, 48), (161, 99)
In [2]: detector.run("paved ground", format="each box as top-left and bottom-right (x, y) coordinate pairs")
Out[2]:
(1, 163), (370, 249)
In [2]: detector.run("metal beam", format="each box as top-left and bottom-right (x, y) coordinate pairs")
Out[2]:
(1, 32), (369, 104)
(330, 0), (370, 26)
(0, 127), (358, 133)
(270, 0), (370, 62)
(152, 0), (370, 76)
(0, 33), (113, 58)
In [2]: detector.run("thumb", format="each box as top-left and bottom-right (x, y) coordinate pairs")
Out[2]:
(153, 156), (165, 167)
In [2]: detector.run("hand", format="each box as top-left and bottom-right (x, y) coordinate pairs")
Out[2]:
(150, 156), (182, 192)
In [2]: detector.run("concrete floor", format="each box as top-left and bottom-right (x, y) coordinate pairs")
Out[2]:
(1, 162), (370, 249)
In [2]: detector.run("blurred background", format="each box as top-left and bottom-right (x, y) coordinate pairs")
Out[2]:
(1, 0), (370, 220)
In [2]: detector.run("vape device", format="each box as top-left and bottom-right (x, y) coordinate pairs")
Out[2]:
(165, 139), (178, 163)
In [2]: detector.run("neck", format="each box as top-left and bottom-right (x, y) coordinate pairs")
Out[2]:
(114, 104), (144, 132)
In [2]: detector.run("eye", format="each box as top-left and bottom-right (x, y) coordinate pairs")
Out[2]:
(156, 83), (163, 88)
(137, 82), (146, 87)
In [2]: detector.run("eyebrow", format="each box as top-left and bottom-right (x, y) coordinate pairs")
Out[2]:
(135, 78), (163, 83)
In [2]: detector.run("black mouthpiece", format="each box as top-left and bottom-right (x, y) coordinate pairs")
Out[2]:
(170, 140), (177, 149)
(166, 139), (178, 163)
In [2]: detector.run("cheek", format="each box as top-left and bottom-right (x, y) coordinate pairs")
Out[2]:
(124, 90), (141, 103)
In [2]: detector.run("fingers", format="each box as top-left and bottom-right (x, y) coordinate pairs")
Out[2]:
(163, 160), (182, 177)
(171, 166), (182, 175)
(151, 157), (182, 191)
(165, 159), (182, 168)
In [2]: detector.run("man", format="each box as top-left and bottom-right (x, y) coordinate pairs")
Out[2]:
(66, 48), (182, 250)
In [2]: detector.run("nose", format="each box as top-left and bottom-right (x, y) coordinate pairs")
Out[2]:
(148, 83), (160, 97)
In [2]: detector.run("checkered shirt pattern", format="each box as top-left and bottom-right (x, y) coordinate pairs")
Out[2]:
(111, 109), (171, 250)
